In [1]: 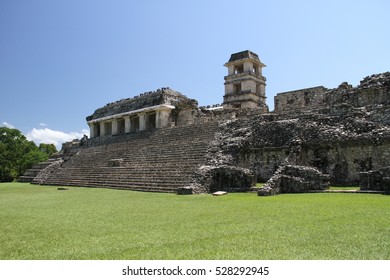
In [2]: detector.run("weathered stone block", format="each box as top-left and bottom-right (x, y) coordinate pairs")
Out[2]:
(212, 191), (228, 196)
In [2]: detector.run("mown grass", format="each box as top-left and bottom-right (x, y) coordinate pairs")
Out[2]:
(329, 186), (360, 191)
(1, 182), (389, 260)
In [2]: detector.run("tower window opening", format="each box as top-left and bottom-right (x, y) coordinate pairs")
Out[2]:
(234, 65), (243, 74)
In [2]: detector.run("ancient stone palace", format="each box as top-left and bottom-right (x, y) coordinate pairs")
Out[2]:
(20, 50), (390, 195)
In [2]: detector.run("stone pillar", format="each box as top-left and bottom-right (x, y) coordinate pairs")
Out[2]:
(89, 123), (95, 138)
(112, 119), (118, 135)
(124, 116), (131, 133)
(100, 122), (105, 136)
(156, 109), (171, 128)
(256, 65), (262, 75)
(156, 111), (161, 129)
(228, 65), (235, 75)
(243, 61), (253, 72)
(139, 113), (146, 131)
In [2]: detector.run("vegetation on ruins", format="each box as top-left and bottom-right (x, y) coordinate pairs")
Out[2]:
(0, 127), (57, 182)
(1, 183), (389, 260)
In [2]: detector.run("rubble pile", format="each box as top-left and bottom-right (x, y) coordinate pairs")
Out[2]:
(259, 165), (329, 196)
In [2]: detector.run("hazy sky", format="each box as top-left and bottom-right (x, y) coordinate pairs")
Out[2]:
(1, 0), (389, 148)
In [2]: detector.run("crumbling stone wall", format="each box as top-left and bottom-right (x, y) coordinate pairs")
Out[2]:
(275, 72), (390, 113)
(274, 86), (327, 112)
(174, 107), (236, 126)
(205, 84), (390, 187)
(189, 165), (254, 194)
(359, 166), (390, 193)
(259, 165), (329, 195)
(299, 140), (390, 185)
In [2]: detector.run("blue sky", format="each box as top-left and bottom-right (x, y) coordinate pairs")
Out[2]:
(1, 0), (389, 149)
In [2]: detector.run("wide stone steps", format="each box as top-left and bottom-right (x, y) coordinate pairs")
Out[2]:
(40, 121), (219, 192)
(18, 158), (60, 183)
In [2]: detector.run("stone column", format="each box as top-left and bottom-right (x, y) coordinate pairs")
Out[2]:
(243, 61), (253, 72)
(156, 109), (171, 128)
(124, 116), (131, 133)
(228, 65), (235, 75)
(256, 65), (262, 75)
(89, 123), (95, 138)
(100, 122), (105, 136)
(112, 119), (118, 135)
(156, 111), (161, 129)
(139, 113), (146, 131)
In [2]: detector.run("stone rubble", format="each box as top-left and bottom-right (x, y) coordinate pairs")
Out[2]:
(259, 165), (329, 196)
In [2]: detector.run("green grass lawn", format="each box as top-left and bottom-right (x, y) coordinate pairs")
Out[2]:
(1, 182), (389, 260)
(329, 186), (360, 191)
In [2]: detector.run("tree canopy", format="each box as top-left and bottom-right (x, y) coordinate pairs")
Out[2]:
(0, 127), (57, 182)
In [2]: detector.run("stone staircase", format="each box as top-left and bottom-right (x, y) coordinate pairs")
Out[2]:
(18, 157), (60, 183)
(40, 121), (220, 192)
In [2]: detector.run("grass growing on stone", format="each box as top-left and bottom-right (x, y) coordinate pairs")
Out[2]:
(1, 182), (389, 260)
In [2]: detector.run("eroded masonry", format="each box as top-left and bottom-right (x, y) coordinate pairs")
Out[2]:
(20, 50), (390, 194)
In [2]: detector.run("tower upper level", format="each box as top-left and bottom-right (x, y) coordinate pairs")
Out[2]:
(223, 50), (267, 111)
(224, 50), (266, 76)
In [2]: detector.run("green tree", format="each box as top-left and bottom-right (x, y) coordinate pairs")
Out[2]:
(0, 127), (54, 182)
(38, 143), (57, 157)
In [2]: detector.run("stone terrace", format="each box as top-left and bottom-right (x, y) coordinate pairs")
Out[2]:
(40, 121), (219, 192)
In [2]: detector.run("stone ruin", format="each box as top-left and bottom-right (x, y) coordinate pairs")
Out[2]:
(188, 165), (254, 194)
(258, 165), (329, 196)
(19, 50), (390, 195)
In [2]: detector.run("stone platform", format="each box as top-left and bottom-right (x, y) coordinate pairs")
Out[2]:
(39, 121), (219, 192)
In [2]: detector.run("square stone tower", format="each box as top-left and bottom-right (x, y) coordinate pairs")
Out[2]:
(223, 50), (267, 111)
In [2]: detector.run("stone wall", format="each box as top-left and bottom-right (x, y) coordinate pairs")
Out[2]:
(203, 102), (390, 186)
(359, 166), (390, 193)
(275, 72), (390, 113)
(175, 107), (236, 126)
(274, 86), (327, 112)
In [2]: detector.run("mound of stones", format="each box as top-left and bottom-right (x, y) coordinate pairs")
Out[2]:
(258, 165), (330, 196)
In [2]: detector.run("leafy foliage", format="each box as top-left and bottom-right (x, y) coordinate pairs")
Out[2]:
(0, 127), (57, 182)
